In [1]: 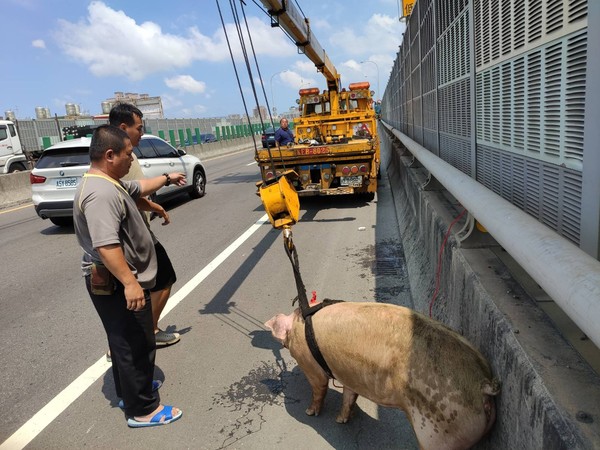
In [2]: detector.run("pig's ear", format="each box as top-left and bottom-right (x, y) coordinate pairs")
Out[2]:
(264, 314), (291, 342)
(264, 316), (277, 332)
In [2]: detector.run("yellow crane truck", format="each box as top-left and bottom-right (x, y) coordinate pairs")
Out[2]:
(256, 0), (380, 199)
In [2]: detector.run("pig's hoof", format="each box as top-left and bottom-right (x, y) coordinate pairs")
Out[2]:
(305, 407), (318, 416)
(336, 414), (350, 424)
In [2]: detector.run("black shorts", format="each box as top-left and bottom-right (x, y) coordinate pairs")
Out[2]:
(150, 241), (177, 292)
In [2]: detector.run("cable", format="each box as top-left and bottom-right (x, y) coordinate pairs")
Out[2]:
(429, 208), (467, 318)
(239, 2), (276, 131)
(238, 2), (288, 172)
(216, 0), (259, 161)
(226, 0), (291, 177)
(250, 0), (304, 49)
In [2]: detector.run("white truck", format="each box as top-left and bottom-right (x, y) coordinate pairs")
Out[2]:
(0, 120), (29, 173)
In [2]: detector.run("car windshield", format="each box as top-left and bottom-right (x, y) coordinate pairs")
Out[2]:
(35, 147), (90, 169)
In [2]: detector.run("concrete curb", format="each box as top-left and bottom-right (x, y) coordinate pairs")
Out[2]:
(381, 128), (600, 449)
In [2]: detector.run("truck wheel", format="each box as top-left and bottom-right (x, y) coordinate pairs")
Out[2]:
(49, 217), (73, 227)
(362, 192), (375, 202)
(189, 169), (206, 199)
(9, 162), (26, 172)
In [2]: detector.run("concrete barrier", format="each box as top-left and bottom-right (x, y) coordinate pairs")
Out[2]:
(380, 127), (600, 449)
(0, 171), (33, 209)
(184, 136), (256, 160)
(0, 137), (258, 210)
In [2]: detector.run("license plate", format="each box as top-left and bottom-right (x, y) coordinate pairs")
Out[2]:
(340, 176), (362, 187)
(56, 177), (78, 189)
(296, 147), (328, 156)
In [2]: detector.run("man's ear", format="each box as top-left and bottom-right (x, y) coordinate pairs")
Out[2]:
(105, 149), (115, 161)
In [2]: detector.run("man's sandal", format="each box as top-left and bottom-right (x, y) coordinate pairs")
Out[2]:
(126, 405), (182, 428)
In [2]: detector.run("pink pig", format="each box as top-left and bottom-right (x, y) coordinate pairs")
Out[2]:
(265, 302), (500, 450)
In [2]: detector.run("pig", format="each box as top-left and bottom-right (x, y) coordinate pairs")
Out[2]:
(265, 302), (500, 450)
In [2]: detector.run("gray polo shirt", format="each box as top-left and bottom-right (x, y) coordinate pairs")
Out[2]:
(73, 173), (157, 289)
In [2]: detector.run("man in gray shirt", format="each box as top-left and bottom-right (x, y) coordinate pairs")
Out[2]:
(74, 125), (185, 427)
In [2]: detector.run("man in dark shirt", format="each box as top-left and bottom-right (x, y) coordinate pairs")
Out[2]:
(275, 118), (294, 146)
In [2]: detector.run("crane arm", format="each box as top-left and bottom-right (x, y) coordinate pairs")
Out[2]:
(258, 0), (340, 92)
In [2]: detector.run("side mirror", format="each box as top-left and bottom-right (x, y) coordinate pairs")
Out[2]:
(177, 148), (187, 156)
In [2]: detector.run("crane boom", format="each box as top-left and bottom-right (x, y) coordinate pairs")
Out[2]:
(258, 0), (340, 92)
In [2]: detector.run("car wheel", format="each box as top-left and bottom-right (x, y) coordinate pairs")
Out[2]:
(49, 217), (73, 227)
(189, 169), (206, 199)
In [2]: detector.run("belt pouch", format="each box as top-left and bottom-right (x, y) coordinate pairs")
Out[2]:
(91, 263), (115, 295)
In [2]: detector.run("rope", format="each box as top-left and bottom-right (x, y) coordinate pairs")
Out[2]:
(429, 208), (467, 317)
(283, 229), (309, 314)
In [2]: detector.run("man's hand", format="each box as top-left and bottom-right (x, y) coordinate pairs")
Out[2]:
(168, 172), (187, 186)
(97, 244), (146, 310)
(124, 281), (146, 311)
(156, 206), (170, 225)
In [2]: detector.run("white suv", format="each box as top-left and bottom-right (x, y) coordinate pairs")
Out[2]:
(30, 135), (207, 226)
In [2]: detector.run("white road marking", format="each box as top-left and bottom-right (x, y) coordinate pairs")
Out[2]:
(0, 213), (270, 450)
(246, 161), (257, 166)
(0, 203), (32, 215)
(160, 214), (269, 318)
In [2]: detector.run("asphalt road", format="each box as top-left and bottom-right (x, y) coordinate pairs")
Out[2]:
(0, 149), (418, 449)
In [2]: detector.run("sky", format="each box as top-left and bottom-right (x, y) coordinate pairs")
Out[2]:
(3, 0), (406, 120)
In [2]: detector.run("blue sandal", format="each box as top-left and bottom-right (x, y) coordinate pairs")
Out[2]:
(118, 380), (162, 409)
(127, 405), (182, 428)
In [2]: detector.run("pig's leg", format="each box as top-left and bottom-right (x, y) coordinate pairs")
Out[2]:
(336, 386), (358, 423)
(303, 369), (329, 416)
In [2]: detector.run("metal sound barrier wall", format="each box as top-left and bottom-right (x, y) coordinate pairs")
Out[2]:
(381, 0), (598, 256)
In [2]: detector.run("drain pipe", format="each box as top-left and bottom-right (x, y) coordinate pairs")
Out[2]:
(382, 121), (600, 350)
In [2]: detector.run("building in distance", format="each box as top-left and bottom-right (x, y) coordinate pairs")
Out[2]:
(103, 92), (164, 119)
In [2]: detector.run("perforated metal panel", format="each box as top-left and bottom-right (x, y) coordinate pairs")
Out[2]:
(477, 144), (583, 244)
(441, 134), (472, 176)
(476, 29), (587, 170)
(381, 0), (590, 246)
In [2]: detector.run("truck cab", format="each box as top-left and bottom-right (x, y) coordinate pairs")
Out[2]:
(0, 120), (28, 173)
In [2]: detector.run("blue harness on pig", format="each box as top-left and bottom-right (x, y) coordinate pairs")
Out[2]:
(285, 235), (344, 379)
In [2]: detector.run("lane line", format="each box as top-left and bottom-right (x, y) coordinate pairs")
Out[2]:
(0, 203), (32, 215)
(160, 214), (269, 318)
(0, 213), (270, 450)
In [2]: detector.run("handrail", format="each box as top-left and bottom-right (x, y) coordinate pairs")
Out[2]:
(382, 121), (600, 350)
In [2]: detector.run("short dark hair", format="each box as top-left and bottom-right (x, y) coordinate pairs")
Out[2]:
(109, 103), (143, 127)
(89, 125), (129, 162)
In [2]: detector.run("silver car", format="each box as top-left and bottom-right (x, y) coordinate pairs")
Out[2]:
(30, 135), (207, 226)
